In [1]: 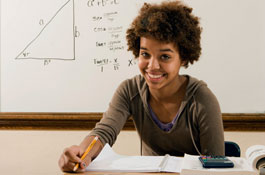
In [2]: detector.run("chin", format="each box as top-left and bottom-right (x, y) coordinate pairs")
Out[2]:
(146, 80), (163, 89)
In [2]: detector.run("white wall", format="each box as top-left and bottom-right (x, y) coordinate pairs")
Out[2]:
(1, 0), (265, 113)
(0, 130), (264, 174)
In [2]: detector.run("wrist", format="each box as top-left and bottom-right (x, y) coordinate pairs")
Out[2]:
(80, 135), (103, 159)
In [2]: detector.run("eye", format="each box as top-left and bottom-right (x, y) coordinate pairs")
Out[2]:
(140, 52), (150, 58)
(160, 54), (171, 61)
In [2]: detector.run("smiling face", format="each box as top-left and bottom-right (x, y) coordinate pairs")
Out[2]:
(138, 37), (183, 91)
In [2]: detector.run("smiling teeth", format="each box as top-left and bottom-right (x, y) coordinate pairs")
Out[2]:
(148, 74), (162, 78)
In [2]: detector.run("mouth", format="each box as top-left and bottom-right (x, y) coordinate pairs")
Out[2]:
(146, 72), (165, 82)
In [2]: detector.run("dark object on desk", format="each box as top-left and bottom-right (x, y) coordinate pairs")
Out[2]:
(198, 141), (240, 168)
(225, 141), (241, 157)
(199, 155), (234, 168)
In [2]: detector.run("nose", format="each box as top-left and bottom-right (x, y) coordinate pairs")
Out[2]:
(148, 57), (160, 70)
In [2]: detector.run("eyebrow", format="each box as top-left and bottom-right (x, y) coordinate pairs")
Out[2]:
(160, 48), (174, 53)
(140, 47), (174, 53)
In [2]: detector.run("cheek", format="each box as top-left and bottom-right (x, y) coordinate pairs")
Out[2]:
(137, 58), (146, 70)
(163, 62), (181, 74)
(170, 62), (182, 73)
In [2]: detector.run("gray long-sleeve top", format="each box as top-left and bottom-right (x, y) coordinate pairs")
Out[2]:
(89, 74), (225, 156)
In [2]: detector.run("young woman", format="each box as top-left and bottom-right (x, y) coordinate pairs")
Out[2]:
(58, 0), (224, 172)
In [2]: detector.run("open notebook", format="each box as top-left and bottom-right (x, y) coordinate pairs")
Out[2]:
(85, 143), (183, 173)
(85, 143), (264, 174)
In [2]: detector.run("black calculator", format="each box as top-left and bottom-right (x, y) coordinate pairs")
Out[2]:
(199, 155), (234, 168)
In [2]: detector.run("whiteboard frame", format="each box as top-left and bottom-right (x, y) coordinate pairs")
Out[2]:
(0, 112), (264, 131)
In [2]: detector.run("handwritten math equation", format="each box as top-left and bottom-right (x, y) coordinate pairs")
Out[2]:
(87, 0), (119, 7)
(93, 58), (137, 72)
(14, 0), (137, 72)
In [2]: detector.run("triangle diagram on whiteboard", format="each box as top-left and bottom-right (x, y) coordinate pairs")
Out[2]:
(16, 0), (75, 60)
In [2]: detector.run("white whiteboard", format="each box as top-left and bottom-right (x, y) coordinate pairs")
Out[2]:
(1, 0), (265, 113)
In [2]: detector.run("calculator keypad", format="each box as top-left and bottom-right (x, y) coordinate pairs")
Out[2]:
(199, 155), (234, 168)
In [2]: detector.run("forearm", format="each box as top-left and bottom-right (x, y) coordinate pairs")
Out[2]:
(79, 135), (104, 160)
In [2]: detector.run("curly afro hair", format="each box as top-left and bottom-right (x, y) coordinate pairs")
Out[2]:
(126, 1), (202, 68)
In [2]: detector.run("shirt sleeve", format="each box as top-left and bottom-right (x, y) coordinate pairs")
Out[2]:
(192, 85), (225, 156)
(89, 79), (132, 146)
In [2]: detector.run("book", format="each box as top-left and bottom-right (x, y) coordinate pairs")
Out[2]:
(85, 144), (265, 174)
(245, 145), (265, 170)
(85, 143), (183, 173)
(181, 145), (265, 175)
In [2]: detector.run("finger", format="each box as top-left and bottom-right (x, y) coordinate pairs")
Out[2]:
(72, 161), (87, 172)
(64, 161), (76, 172)
(58, 155), (65, 170)
(64, 146), (82, 163)
(79, 155), (92, 170)
(79, 161), (87, 169)
(60, 154), (77, 172)
(58, 156), (70, 172)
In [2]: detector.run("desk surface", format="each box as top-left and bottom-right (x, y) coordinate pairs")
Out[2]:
(3, 171), (178, 175)
(64, 172), (179, 175)
(1, 131), (181, 175)
(2, 169), (179, 175)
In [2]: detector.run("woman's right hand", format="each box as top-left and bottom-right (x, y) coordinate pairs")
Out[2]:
(58, 136), (103, 172)
(58, 145), (92, 172)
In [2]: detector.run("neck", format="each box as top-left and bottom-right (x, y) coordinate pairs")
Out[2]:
(149, 75), (186, 102)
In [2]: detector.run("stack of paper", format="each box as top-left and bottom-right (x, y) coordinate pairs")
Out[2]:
(85, 144), (263, 175)
(85, 143), (183, 173)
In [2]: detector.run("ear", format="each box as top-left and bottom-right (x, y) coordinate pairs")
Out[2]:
(181, 60), (188, 67)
